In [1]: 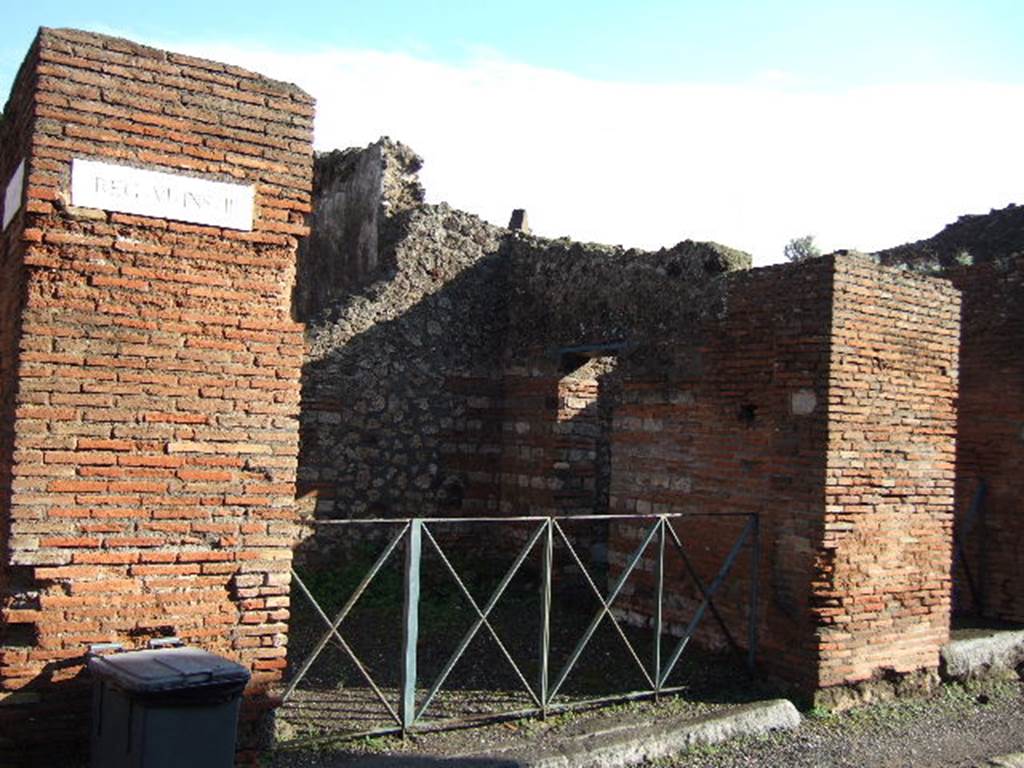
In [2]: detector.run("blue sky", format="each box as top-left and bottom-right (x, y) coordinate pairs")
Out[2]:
(2, 2), (1023, 263)
(4, 1), (1023, 90)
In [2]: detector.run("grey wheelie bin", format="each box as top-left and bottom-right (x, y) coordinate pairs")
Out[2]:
(88, 642), (250, 768)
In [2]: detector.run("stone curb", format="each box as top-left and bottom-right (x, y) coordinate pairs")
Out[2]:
(342, 699), (801, 767)
(489, 699), (801, 768)
(986, 753), (1024, 768)
(941, 630), (1024, 682)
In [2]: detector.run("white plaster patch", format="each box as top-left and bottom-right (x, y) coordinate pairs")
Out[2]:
(2, 159), (25, 231)
(791, 389), (817, 416)
(71, 158), (254, 230)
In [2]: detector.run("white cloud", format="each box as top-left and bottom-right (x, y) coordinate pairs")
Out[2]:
(174, 42), (1024, 265)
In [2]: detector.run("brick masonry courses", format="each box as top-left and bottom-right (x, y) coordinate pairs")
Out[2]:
(0, 28), (313, 765)
(0, 27), (978, 761)
(946, 257), (1024, 624)
(296, 140), (962, 703)
(605, 257), (837, 692)
(818, 257), (959, 692)
(604, 257), (959, 697)
(876, 209), (1024, 628)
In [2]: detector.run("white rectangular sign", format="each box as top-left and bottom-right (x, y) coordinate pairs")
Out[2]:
(2, 159), (24, 232)
(71, 158), (254, 231)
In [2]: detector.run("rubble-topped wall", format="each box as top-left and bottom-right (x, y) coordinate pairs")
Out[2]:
(293, 139), (424, 321)
(496, 236), (749, 524)
(504, 235), (750, 356)
(875, 203), (1024, 273)
(296, 140), (959, 703)
(296, 142), (752, 531)
(297, 143), (509, 529)
(0, 26), (974, 762)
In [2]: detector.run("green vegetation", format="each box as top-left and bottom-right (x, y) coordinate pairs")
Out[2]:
(783, 234), (822, 263)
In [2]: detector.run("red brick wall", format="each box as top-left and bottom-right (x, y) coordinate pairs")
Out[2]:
(607, 256), (959, 696)
(0, 28), (313, 763)
(498, 361), (562, 518)
(817, 257), (959, 688)
(440, 374), (505, 516)
(949, 257), (1024, 623)
(499, 358), (615, 520)
(0, 25), (40, 715)
(609, 258), (835, 690)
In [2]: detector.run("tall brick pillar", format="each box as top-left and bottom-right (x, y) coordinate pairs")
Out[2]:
(606, 256), (960, 701)
(0, 28), (313, 764)
(814, 257), (960, 701)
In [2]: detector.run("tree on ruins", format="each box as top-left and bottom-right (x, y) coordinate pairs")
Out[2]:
(783, 234), (822, 263)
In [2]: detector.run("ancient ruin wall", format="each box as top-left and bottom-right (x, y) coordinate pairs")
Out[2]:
(607, 257), (835, 691)
(816, 257), (959, 693)
(495, 236), (839, 688)
(0, 29), (313, 763)
(296, 143), (757, 531)
(498, 236), (751, 522)
(293, 140), (425, 321)
(947, 257), (1024, 623)
(603, 256), (959, 697)
(297, 144), (509, 528)
(877, 210), (1024, 626)
(0, 25), (39, 687)
(295, 140), (962, 698)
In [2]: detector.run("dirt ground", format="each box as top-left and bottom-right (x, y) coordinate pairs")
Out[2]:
(276, 547), (1024, 767)
(265, 677), (1024, 767)
(660, 677), (1024, 768)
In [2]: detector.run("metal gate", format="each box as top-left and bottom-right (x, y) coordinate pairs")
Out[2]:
(280, 512), (760, 740)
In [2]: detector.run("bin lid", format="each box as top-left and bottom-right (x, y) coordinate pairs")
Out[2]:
(88, 647), (251, 694)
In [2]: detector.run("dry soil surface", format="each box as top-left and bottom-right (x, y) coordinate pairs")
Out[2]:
(659, 678), (1024, 768)
(266, 678), (1024, 768)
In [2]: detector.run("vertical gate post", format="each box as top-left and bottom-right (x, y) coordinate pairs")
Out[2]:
(747, 515), (760, 673)
(654, 517), (666, 697)
(539, 519), (553, 717)
(401, 519), (423, 733)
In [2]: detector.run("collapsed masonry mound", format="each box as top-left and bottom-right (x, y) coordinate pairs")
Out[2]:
(875, 203), (1024, 273)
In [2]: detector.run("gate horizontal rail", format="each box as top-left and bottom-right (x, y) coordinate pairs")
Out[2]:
(283, 512), (760, 740)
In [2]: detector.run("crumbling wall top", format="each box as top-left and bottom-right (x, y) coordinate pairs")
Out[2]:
(874, 203), (1024, 273)
(505, 234), (751, 355)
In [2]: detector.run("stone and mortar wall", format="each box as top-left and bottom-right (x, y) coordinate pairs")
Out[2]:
(296, 143), (508, 540)
(0, 29), (313, 764)
(293, 140), (424, 322)
(504, 236), (750, 355)
(497, 237), (749, 519)
(295, 141), (962, 700)
(0, 24), (974, 761)
(498, 357), (618, 522)
(295, 149), (756, 537)
(947, 257), (1024, 623)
